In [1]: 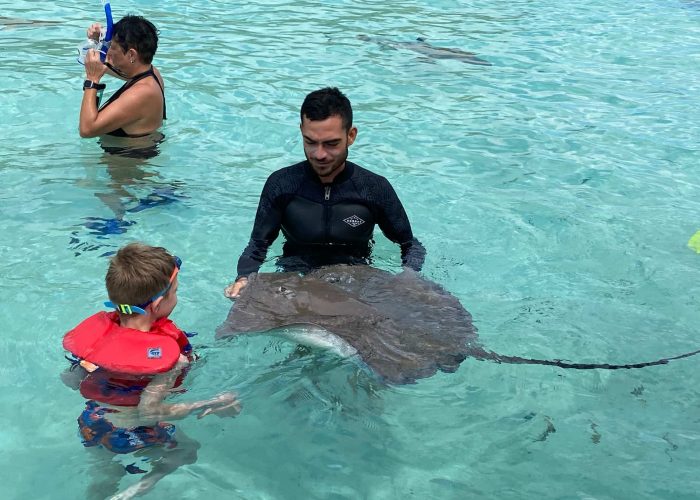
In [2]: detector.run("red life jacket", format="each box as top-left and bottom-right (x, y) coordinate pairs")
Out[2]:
(63, 311), (192, 406)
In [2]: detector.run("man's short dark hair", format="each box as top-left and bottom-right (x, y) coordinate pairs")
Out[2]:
(112, 15), (159, 64)
(300, 87), (353, 131)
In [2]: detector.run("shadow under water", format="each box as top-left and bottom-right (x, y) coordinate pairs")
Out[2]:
(69, 133), (187, 257)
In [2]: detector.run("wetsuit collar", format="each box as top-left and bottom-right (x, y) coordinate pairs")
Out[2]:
(303, 160), (355, 185)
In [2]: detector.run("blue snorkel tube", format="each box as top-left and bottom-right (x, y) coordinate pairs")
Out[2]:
(101, 0), (113, 63)
(77, 0), (114, 64)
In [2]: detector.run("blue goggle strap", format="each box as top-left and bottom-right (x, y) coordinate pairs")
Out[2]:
(137, 256), (181, 305)
(104, 301), (147, 315)
(103, 256), (181, 315)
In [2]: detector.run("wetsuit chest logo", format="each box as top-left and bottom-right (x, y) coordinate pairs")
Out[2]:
(343, 215), (365, 228)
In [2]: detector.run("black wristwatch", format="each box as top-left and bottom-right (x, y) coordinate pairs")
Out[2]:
(83, 80), (106, 91)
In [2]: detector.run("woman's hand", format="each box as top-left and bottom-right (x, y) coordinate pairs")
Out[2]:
(84, 49), (107, 82)
(87, 22), (103, 42)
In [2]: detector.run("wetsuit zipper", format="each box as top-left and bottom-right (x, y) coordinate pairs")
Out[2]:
(324, 185), (331, 244)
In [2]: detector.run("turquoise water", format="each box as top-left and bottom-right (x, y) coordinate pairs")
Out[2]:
(2, 0), (700, 498)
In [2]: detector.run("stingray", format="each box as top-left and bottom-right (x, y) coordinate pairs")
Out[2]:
(216, 265), (700, 384)
(358, 35), (492, 66)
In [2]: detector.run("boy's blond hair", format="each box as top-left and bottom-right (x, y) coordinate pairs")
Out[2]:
(106, 243), (175, 307)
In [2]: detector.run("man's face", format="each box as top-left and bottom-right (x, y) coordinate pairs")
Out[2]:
(301, 115), (357, 182)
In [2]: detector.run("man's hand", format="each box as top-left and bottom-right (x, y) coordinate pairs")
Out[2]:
(224, 277), (248, 299)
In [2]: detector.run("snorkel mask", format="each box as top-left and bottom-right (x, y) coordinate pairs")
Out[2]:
(77, 0), (114, 64)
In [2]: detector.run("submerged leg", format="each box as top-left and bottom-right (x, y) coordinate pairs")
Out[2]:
(85, 447), (128, 500)
(109, 428), (201, 500)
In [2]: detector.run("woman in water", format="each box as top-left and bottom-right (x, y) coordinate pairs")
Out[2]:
(79, 15), (165, 138)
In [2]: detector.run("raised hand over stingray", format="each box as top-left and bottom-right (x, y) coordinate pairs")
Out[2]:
(216, 265), (700, 384)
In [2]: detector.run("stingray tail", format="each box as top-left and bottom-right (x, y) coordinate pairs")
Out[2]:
(472, 347), (700, 370)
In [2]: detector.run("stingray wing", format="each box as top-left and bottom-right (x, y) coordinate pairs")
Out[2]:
(216, 265), (476, 384)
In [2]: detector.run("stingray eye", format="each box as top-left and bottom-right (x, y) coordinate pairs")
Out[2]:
(276, 286), (295, 298)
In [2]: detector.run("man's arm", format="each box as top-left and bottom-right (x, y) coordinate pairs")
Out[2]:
(224, 237), (271, 298)
(225, 175), (285, 298)
(374, 179), (426, 271)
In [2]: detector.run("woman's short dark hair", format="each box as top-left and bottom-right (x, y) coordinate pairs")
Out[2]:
(112, 15), (159, 64)
(300, 87), (353, 131)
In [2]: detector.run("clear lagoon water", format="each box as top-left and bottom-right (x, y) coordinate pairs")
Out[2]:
(2, 0), (700, 498)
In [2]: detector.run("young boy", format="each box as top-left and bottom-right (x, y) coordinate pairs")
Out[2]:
(63, 242), (239, 499)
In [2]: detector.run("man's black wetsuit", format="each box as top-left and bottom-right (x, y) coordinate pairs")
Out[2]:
(236, 160), (425, 278)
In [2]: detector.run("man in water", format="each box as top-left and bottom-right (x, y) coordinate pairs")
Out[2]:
(79, 15), (165, 138)
(225, 87), (425, 298)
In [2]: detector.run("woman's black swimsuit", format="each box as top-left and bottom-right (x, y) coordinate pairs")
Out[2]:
(236, 160), (426, 277)
(99, 66), (166, 138)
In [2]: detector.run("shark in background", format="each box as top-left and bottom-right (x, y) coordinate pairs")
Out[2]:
(357, 35), (492, 66)
(0, 16), (61, 30)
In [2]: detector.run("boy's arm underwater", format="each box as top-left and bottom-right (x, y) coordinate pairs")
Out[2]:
(138, 354), (241, 421)
(60, 365), (88, 390)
